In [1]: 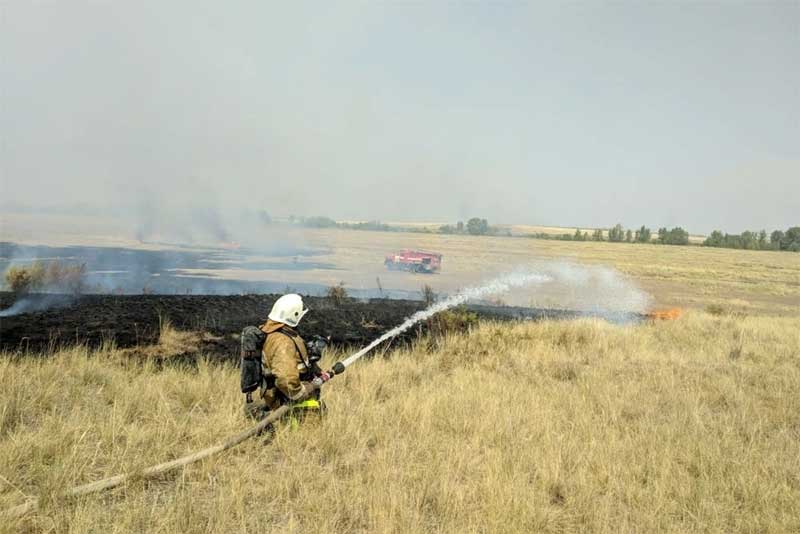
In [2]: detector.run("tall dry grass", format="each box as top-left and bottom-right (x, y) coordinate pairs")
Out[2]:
(1, 312), (799, 533)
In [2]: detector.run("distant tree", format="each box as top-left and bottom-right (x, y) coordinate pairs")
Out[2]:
(592, 229), (604, 242)
(608, 224), (625, 243)
(303, 216), (338, 228)
(704, 226), (797, 252)
(438, 221), (469, 235)
(574, 228), (584, 241)
(658, 227), (689, 246)
(675, 227), (690, 245)
(707, 229), (769, 250)
(673, 227), (690, 246)
(658, 226), (689, 245)
(625, 229), (633, 243)
(770, 230), (784, 250)
(704, 230), (725, 247)
(339, 220), (392, 232)
(634, 226), (652, 243)
(466, 218), (490, 236)
(740, 231), (758, 250)
(758, 230), (767, 249)
(783, 227), (800, 251)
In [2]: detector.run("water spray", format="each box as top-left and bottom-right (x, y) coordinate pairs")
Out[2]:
(325, 270), (551, 377)
(1, 270), (551, 519)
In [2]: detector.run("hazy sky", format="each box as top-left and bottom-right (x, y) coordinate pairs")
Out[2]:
(1, 1), (798, 233)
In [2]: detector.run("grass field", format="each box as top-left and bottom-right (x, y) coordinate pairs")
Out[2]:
(218, 227), (799, 316)
(2, 312), (799, 532)
(3, 213), (798, 315)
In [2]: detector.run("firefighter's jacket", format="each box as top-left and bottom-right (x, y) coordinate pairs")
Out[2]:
(259, 319), (311, 407)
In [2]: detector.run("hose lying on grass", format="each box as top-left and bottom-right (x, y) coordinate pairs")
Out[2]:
(3, 398), (295, 519)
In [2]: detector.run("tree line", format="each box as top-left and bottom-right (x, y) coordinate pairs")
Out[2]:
(275, 213), (799, 252)
(533, 224), (689, 245)
(530, 223), (800, 252)
(288, 215), (508, 236)
(287, 215), (397, 233)
(439, 218), (509, 236)
(704, 227), (800, 251)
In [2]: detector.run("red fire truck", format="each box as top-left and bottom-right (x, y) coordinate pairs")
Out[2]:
(384, 250), (443, 273)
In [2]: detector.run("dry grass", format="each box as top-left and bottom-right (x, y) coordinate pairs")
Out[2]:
(115, 316), (219, 361)
(326, 282), (349, 306)
(2, 312), (799, 532)
(174, 226), (800, 316)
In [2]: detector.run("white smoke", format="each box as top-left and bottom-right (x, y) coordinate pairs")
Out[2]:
(340, 270), (552, 368)
(0, 294), (73, 317)
(338, 263), (652, 369)
(535, 261), (653, 314)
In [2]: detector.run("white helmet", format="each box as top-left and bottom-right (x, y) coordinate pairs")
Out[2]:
(268, 293), (308, 327)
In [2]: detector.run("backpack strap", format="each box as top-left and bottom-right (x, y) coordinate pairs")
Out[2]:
(273, 328), (310, 368)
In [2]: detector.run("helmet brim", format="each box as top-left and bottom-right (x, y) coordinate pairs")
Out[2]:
(268, 307), (309, 327)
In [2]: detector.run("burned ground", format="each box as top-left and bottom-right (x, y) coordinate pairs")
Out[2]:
(0, 292), (628, 360)
(0, 293), (419, 359)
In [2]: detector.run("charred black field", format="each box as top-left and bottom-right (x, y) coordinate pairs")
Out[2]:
(0, 292), (420, 357)
(0, 292), (628, 360)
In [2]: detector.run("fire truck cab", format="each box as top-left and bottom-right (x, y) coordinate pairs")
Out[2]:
(384, 250), (442, 273)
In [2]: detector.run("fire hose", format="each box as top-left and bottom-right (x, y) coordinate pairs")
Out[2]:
(2, 362), (347, 519)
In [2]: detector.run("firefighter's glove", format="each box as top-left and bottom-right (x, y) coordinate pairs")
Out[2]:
(314, 371), (332, 385)
(301, 381), (318, 397)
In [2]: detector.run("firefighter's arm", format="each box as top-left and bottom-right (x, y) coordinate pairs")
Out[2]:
(271, 340), (306, 401)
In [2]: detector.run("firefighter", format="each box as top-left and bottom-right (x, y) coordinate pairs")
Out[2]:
(257, 294), (326, 419)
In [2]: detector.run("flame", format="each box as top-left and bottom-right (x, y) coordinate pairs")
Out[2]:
(645, 308), (682, 320)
